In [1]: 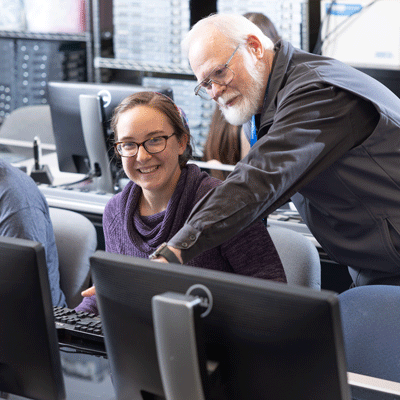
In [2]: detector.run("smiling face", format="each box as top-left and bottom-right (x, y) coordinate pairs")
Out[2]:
(189, 30), (269, 126)
(116, 105), (187, 201)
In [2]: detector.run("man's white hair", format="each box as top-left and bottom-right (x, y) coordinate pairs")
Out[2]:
(181, 13), (275, 57)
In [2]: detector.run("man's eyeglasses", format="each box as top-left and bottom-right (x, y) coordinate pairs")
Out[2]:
(114, 133), (175, 158)
(194, 44), (240, 101)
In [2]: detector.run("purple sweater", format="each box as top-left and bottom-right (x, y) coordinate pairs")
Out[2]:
(76, 164), (285, 314)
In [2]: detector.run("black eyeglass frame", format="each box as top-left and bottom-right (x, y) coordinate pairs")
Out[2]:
(194, 44), (240, 99)
(114, 133), (175, 158)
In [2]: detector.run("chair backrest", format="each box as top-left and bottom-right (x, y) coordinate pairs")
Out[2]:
(267, 226), (321, 289)
(0, 105), (55, 145)
(49, 207), (97, 308)
(338, 285), (400, 383)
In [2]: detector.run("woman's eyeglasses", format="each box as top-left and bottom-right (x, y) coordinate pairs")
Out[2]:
(114, 133), (175, 157)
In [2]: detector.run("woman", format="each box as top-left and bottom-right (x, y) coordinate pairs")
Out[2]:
(76, 91), (286, 314)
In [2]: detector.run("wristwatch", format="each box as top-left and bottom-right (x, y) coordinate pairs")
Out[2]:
(149, 243), (181, 264)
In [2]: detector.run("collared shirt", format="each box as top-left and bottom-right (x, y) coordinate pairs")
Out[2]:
(0, 160), (66, 306)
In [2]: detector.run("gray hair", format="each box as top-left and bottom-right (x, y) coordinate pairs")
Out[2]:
(181, 13), (275, 57)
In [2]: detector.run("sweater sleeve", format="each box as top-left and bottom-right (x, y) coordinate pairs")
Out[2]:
(219, 220), (286, 282)
(74, 294), (99, 315)
(102, 195), (123, 254)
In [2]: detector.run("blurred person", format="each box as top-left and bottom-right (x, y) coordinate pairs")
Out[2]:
(243, 12), (280, 43)
(0, 159), (66, 306)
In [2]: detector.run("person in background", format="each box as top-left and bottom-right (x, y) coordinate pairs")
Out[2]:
(202, 12), (280, 180)
(151, 13), (400, 288)
(0, 159), (66, 307)
(243, 12), (280, 43)
(75, 91), (286, 314)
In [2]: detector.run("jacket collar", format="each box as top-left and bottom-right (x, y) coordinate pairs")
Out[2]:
(260, 40), (294, 130)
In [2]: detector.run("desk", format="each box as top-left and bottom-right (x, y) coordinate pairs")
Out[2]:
(5, 354), (400, 400)
(349, 372), (400, 400)
(58, 352), (115, 400)
(6, 351), (116, 400)
(14, 152), (113, 215)
(38, 184), (112, 216)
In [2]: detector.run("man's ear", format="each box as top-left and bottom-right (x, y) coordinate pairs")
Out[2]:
(246, 35), (264, 59)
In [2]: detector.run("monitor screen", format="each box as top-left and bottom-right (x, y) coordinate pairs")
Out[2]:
(47, 81), (173, 178)
(0, 236), (65, 400)
(91, 251), (351, 400)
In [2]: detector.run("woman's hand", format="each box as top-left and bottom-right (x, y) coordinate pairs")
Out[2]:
(81, 286), (96, 297)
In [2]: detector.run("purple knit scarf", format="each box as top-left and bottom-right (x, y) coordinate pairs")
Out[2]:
(122, 164), (219, 254)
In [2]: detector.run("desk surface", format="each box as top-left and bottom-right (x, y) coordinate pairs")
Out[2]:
(38, 184), (113, 215)
(7, 351), (116, 400)
(6, 350), (400, 400)
(13, 151), (114, 215)
(349, 372), (400, 399)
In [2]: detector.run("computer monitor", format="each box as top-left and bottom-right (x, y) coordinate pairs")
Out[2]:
(47, 81), (173, 185)
(0, 236), (65, 400)
(91, 251), (351, 400)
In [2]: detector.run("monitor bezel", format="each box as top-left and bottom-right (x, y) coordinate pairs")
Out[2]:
(47, 80), (173, 179)
(0, 236), (65, 400)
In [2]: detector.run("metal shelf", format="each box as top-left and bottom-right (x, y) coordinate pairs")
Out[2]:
(0, 0), (94, 82)
(0, 30), (91, 42)
(94, 57), (195, 76)
(91, 0), (195, 81)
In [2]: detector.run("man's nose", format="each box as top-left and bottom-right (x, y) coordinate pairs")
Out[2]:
(210, 81), (226, 101)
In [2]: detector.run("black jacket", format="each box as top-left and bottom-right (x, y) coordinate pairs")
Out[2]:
(170, 40), (400, 285)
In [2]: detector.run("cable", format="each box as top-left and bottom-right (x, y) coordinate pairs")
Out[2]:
(313, 0), (380, 55)
(49, 167), (105, 189)
(54, 175), (94, 188)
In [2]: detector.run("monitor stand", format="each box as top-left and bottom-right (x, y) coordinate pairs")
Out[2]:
(152, 292), (223, 400)
(79, 94), (114, 194)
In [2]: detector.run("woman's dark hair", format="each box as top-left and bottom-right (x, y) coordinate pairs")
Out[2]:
(110, 91), (193, 168)
(202, 107), (242, 180)
(243, 12), (281, 44)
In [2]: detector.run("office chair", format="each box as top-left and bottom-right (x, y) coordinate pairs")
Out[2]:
(338, 285), (400, 383)
(267, 226), (321, 289)
(0, 104), (55, 145)
(49, 207), (97, 308)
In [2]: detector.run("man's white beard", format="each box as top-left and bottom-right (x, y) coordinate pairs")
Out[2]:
(218, 62), (266, 126)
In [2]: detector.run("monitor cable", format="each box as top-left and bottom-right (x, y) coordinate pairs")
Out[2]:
(313, 0), (379, 55)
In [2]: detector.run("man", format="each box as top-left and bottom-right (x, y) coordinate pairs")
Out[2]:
(150, 14), (400, 287)
(0, 159), (66, 306)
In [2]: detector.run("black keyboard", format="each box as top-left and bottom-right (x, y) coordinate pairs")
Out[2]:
(53, 306), (106, 355)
